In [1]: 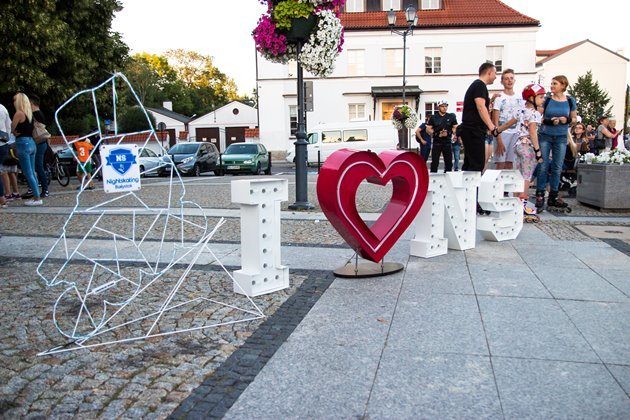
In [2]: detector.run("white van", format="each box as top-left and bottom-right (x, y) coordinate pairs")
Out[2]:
(286, 121), (399, 164)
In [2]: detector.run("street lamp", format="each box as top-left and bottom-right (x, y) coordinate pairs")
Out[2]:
(388, 7), (418, 150)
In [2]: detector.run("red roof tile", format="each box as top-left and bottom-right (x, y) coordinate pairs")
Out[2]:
(341, 0), (539, 30)
(245, 128), (260, 138)
(49, 132), (168, 146)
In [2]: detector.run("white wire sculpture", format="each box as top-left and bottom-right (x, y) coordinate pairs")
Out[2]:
(36, 73), (264, 355)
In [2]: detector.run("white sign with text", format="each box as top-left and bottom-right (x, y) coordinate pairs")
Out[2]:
(100, 144), (141, 193)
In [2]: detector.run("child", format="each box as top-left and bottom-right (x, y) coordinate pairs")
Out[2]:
(514, 84), (545, 217)
(74, 138), (95, 190)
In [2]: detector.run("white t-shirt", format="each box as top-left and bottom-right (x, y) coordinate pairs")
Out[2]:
(516, 106), (542, 139)
(493, 92), (524, 133)
(0, 104), (12, 134)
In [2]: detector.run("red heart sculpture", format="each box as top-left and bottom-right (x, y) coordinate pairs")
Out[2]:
(317, 149), (429, 263)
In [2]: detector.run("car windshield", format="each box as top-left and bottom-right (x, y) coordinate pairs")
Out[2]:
(168, 144), (199, 154)
(225, 144), (257, 154)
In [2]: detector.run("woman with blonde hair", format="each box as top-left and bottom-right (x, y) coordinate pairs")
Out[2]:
(535, 75), (577, 213)
(11, 93), (42, 206)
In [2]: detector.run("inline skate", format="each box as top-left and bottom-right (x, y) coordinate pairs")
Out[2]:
(535, 191), (545, 213)
(547, 191), (572, 213)
(523, 200), (540, 223)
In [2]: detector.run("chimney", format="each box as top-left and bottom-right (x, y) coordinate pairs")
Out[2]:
(163, 101), (173, 111)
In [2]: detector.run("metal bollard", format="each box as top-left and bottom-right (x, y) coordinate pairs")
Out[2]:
(268, 151), (272, 174)
(317, 150), (321, 174)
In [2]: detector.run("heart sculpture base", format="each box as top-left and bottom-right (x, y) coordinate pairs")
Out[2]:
(333, 261), (404, 278)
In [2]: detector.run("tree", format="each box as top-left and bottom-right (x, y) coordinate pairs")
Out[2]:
(0, 0), (128, 131)
(567, 71), (613, 126)
(165, 50), (239, 115)
(119, 106), (157, 133)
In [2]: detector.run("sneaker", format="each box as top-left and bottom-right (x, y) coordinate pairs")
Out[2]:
(24, 199), (43, 207)
(4, 195), (13, 202)
(11, 193), (21, 200)
(41, 190), (49, 198)
(22, 192), (34, 199)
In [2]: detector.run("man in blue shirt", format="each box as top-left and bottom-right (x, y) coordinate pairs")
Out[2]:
(415, 115), (432, 162)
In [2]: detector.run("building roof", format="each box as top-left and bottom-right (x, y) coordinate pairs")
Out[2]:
(536, 39), (630, 65)
(146, 107), (192, 123)
(189, 100), (256, 123)
(341, 0), (539, 30)
(245, 128), (260, 138)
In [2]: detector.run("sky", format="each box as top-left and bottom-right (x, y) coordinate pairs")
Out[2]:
(112, 0), (630, 95)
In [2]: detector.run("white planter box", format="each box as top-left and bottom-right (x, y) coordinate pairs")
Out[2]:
(577, 163), (630, 210)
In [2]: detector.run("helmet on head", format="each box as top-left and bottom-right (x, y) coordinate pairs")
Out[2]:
(522, 84), (545, 101)
(437, 99), (448, 106)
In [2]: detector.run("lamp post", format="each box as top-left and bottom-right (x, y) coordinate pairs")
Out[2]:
(387, 7), (418, 150)
(288, 41), (314, 210)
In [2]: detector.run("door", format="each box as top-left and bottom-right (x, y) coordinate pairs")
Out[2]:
(225, 127), (247, 148)
(195, 127), (221, 150)
(167, 129), (176, 147)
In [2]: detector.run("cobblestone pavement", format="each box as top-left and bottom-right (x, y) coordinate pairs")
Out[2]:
(0, 260), (307, 419)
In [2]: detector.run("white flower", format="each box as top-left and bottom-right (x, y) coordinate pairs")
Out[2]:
(299, 10), (343, 78)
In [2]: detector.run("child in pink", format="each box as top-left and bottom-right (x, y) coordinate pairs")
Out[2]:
(514, 84), (545, 201)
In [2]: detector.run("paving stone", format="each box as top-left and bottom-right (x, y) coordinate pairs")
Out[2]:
(493, 357), (630, 419)
(559, 300), (630, 365)
(468, 264), (551, 298)
(593, 268), (630, 297)
(478, 296), (598, 362)
(536, 267), (628, 302)
(367, 352), (502, 419)
(607, 364), (630, 396)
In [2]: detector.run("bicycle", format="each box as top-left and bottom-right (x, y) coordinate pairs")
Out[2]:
(46, 155), (70, 187)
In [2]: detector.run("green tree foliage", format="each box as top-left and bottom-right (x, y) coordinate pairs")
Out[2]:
(119, 106), (157, 133)
(567, 71), (613, 126)
(124, 50), (240, 117)
(0, 0), (128, 128)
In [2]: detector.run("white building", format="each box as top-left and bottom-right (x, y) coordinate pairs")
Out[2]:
(256, 0), (540, 152)
(188, 101), (258, 152)
(147, 102), (191, 147)
(536, 40), (629, 123)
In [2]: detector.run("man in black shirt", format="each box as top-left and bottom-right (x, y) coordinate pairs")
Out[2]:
(427, 100), (458, 172)
(460, 63), (499, 172)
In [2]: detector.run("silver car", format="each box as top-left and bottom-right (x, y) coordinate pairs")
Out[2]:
(138, 148), (162, 177)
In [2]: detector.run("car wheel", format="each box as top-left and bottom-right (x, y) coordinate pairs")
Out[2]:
(139, 165), (145, 178)
(213, 169), (223, 176)
(253, 162), (262, 175)
(193, 164), (201, 177)
(264, 161), (271, 175)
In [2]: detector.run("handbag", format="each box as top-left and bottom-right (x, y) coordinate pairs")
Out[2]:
(33, 121), (51, 144)
(0, 130), (9, 144)
(594, 136), (606, 150)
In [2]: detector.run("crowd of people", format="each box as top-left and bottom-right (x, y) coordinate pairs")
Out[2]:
(414, 62), (625, 217)
(0, 93), (53, 208)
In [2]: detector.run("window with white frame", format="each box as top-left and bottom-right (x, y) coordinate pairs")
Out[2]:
(382, 0), (401, 10)
(289, 105), (297, 136)
(345, 0), (364, 12)
(486, 46), (503, 72)
(288, 60), (297, 78)
(424, 47), (442, 74)
(425, 102), (438, 117)
(348, 103), (367, 121)
(384, 49), (403, 75)
(421, 0), (440, 10)
(347, 49), (365, 76)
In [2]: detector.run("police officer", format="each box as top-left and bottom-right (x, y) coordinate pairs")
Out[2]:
(427, 99), (458, 172)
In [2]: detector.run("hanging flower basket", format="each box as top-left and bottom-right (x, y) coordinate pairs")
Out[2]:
(391, 105), (419, 130)
(286, 15), (318, 42)
(253, 0), (346, 77)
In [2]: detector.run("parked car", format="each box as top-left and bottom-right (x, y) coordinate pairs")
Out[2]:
(138, 147), (162, 177)
(157, 142), (220, 177)
(220, 143), (271, 175)
(285, 121), (398, 165)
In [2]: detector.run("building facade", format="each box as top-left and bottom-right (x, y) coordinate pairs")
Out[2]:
(147, 102), (191, 147)
(188, 101), (258, 152)
(256, 0), (540, 152)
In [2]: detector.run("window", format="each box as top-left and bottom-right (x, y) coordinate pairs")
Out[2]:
(486, 46), (503, 72)
(308, 133), (319, 144)
(259, 144), (267, 154)
(382, 0), (401, 10)
(421, 0), (440, 10)
(345, 0), (364, 12)
(384, 49), (403, 75)
(347, 49), (365, 76)
(322, 130), (342, 143)
(288, 60), (297, 78)
(348, 103), (367, 121)
(343, 129), (368, 142)
(289, 105), (297, 136)
(145, 149), (157, 157)
(424, 47), (442, 74)
(425, 102), (438, 117)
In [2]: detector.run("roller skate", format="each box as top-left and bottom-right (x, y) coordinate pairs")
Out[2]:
(523, 200), (540, 223)
(535, 191), (545, 213)
(547, 191), (572, 213)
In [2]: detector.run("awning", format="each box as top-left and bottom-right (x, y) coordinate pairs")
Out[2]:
(371, 86), (423, 98)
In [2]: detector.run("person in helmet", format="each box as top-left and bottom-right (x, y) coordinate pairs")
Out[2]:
(515, 84), (545, 206)
(427, 99), (458, 173)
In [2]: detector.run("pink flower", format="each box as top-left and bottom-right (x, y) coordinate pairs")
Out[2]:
(253, 14), (288, 57)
